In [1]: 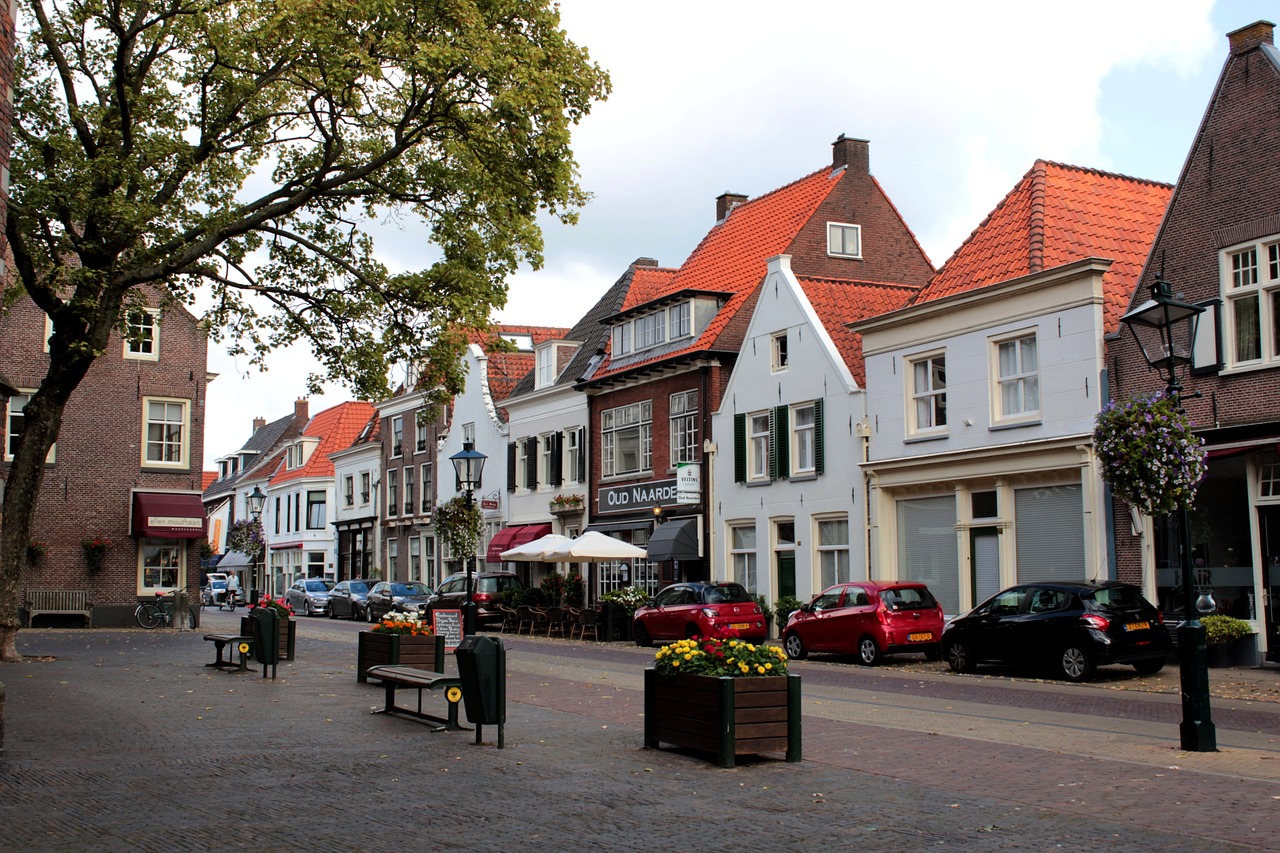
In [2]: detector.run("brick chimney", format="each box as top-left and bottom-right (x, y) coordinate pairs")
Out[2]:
(1228, 20), (1274, 55)
(294, 398), (309, 424)
(832, 134), (870, 174)
(633, 257), (659, 268)
(716, 192), (747, 222)
(252, 416), (266, 433)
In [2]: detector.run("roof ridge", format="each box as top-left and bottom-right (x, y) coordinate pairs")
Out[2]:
(1029, 161), (1048, 274)
(795, 274), (925, 292)
(1037, 159), (1174, 190)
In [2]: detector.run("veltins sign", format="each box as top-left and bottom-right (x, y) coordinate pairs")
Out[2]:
(598, 478), (678, 514)
(676, 464), (700, 504)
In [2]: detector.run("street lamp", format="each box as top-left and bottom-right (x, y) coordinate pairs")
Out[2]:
(1120, 275), (1215, 752)
(450, 441), (487, 636)
(247, 485), (266, 605)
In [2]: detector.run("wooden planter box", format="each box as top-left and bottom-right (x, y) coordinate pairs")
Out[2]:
(357, 632), (446, 683)
(643, 669), (801, 768)
(241, 615), (296, 661)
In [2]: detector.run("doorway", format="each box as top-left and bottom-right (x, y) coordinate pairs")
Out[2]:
(1259, 506), (1280, 663)
(970, 527), (1000, 608)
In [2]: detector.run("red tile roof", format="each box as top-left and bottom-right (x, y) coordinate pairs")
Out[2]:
(798, 277), (921, 387)
(592, 168), (844, 381)
(919, 161), (1171, 333)
(201, 471), (218, 491)
(482, 324), (571, 405)
(272, 400), (377, 485)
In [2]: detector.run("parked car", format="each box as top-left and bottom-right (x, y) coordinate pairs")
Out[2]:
(327, 579), (374, 621)
(941, 580), (1171, 682)
(201, 572), (228, 606)
(365, 581), (435, 622)
(425, 572), (523, 626)
(284, 578), (335, 616)
(782, 580), (945, 665)
(632, 582), (767, 646)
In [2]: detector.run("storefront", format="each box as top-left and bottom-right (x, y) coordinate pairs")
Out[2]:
(130, 491), (207, 596)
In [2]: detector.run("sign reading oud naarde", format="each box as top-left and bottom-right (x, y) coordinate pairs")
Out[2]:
(598, 478), (679, 514)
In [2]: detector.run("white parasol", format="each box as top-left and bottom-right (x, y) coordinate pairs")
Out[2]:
(499, 533), (573, 562)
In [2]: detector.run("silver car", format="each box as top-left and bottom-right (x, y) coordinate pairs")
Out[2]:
(284, 578), (335, 616)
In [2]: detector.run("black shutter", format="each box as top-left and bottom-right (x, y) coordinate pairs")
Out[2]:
(525, 436), (538, 489)
(576, 428), (586, 483)
(733, 413), (746, 483)
(772, 405), (789, 480)
(506, 442), (517, 492)
(814, 398), (825, 476)
(550, 432), (563, 486)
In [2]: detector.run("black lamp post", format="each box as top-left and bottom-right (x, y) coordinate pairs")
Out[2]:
(450, 441), (487, 636)
(247, 485), (266, 605)
(1120, 275), (1215, 752)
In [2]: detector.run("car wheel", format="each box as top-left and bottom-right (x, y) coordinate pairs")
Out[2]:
(924, 644), (942, 662)
(857, 636), (882, 666)
(1133, 659), (1165, 676)
(946, 640), (975, 674)
(1059, 643), (1095, 682)
(303, 601), (313, 617)
(634, 623), (652, 648)
(783, 632), (807, 660)
(327, 604), (337, 619)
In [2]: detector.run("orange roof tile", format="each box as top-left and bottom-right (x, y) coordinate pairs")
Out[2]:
(798, 277), (920, 387)
(272, 400), (377, 485)
(920, 161), (1171, 334)
(202, 471), (218, 491)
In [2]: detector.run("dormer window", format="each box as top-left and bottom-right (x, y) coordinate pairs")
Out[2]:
(536, 344), (557, 389)
(827, 222), (862, 259)
(611, 300), (695, 360)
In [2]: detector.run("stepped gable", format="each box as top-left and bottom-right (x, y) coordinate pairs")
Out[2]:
(799, 276), (921, 387)
(920, 161), (1171, 334)
(272, 400), (377, 484)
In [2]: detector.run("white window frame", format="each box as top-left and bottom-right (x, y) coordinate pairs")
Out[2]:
(634, 311), (666, 351)
(991, 331), (1040, 423)
(344, 475), (354, 507)
(386, 468), (399, 517)
(612, 323), (632, 357)
(421, 461), (433, 514)
(402, 466), (415, 516)
(516, 437), (531, 491)
(540, 432), (555, 486)
(387, 538), (398, 579)
(771, 332), (789, 373)
(141, 397), (189, 468)
(792, 402), (816, 474)
(138, 538), (182, 593)
(601, 400), (652, 478)
(536, 345), (556, 388)
(669, 390), (699, 467)
(409, 536), (422, 582)
(1221, 237), (1280, 369)
(729, 524), (758, 594)
(907, 351), (947, 436)
(123, 308), (159, 361)
(668, 301), (692, 340)
(462, 422), (476, 445)
(360, 472), (371, 505)
(815, 516), (851, 588)
(748, 411), (770, 482)
(5, 390), (56, 463)
(306, 490), (326, 529)
(567, 427), (584, 484)
(391, 416), (404, 457)
(827, 222), (862, 259)
(415, 417), (428, 452)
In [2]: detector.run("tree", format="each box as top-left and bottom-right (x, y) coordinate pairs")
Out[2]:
(0, 0), (609, 660)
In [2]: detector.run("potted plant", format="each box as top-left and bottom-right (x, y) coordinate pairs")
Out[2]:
(549, 493), (585, 514)
(82, 534), (111, 573)
(600, 586), (647, 641)
(241, 595), (296, 661)
(1200, 614), (1255, 668)
(357, 613), (444, 682)
(645, 636), (801, 768)
(774, 595), (803, 636)
(26, 539), (47, 563)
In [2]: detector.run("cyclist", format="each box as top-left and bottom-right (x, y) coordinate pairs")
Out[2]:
(224, 574), (240, 610)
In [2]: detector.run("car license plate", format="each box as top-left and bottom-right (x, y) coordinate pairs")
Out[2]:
(908, 632), (934, 642)
(1124, 621), (1150, 632)
(730, 622), (751, 630)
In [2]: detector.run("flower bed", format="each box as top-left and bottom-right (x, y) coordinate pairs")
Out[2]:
(357, 613), (443, 682)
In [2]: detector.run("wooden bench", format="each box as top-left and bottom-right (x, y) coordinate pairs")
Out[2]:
(365, 665), (466, 731)
(204, 634), (255, 672)
(23, 589), (92, 628)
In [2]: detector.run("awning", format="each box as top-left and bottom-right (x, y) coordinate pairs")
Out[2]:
(131, 492), (207, 539)
(217, 550), (254, 569)
(646, 518), (700, 562)
(486, 523), (552, 563)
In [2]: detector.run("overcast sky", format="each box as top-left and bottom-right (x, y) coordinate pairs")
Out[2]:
(202, 0), (1276, 468)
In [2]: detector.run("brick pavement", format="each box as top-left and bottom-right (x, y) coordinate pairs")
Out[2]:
(0, 620), (1276, 852)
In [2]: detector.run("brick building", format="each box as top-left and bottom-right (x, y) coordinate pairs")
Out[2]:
(1109, 21), (1280, 664)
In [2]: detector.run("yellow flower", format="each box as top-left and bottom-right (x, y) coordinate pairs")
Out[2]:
(673, 660), (680, 667)
(684, 653), (692, 661)
(756, 665), (765, 674)
(765, 663), (773, 670)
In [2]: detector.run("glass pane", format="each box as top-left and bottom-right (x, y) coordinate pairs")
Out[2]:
(1235, 294), (1261, 361)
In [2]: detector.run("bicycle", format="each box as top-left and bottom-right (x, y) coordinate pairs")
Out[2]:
(135, 590), (197, 629)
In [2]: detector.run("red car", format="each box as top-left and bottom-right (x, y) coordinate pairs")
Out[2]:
(633, 582), (767, 646)
(783, 581), (945, 665)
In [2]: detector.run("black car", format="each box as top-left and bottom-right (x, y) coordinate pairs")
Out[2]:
(941, 581), (1171, 682)
(327, 579), (374, 621)
(365, 581), (434, 623)
(426, 572), (523, 626)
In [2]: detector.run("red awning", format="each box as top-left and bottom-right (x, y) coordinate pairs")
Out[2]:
(486, 523), (552, 563)
(131, 492), (207, 539)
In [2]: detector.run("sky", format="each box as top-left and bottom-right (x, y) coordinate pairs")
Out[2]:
(202, 0), (1279, 468)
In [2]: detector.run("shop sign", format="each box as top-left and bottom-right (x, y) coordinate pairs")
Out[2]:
(598, 478), (678, 514)
(676, 464), (700, 504)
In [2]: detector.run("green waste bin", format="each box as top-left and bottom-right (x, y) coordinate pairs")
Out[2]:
(248, 607), (280, 679)
(455, 636), (506, 747)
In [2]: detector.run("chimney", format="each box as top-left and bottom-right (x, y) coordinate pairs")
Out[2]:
(633, 257), (659, 268)
(1228, 20), (1275, 55)
(716, 192), (748, 222)
(832, 134), (870, 174)
(252, 416), (266, 433)
(295, 398), (309, 424)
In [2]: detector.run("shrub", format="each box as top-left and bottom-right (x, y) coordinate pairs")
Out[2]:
(1201, 614), (1253, 645)
(774, 595), (803, 632)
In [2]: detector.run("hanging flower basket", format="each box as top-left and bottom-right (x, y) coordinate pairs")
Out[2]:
(1092, 390), (1207, 515)
(82, 535), (111, 572)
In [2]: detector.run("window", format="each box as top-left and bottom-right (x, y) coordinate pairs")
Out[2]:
(897, 495), (959, 614)
(827, 222), (862, 258)
(669, 301), (692, 339)
(816, 518), (851, 588)
(1222, 238), (1280, 367)
(387, 539), (398, 579)
(409, 537), (422, 582)
(123, 308), (158, 360)
(771, 333), (788, 372)
(792, 403), (816, 474)
(360, 472), (371, 505)
(139, 539), (181, 592)
(403, 466), (415, 516)
(748, 412), (770, 481)
(307, 551), (325, 577)
(730, 525), (758, 593)
(391, 416), (403, 457)
(344, 476), (354, 507)
(387, 469), (399, 517)
(601, 400), (652, 477)
(635, 311), (666, 350)
(274, 496), (281, 534)
(612, 324), (631, 357)
(536, 345), (557, 388)
(669, 390), (699, 466)
(462, 422), (475, 445)
(567, 427), (585, 483)
(286, 443), (304, 469)
(421, 461), (433, 513)
(4, 391), (56, 463)
(908, 353), (947, 434)
(993, 333), (1039, 420)
(416, 417), (428, 452)
(541, 433), (556, 486)
(424, 535), (437, 587)
(142, 397), (189, 467)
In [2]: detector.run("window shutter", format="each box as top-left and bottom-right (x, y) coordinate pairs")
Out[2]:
(814, 398), (825, 476)
(525, 436), (538, 489)
(576, 427), (586, 482)
(733, 413), (746, 483)
(772, 405), (789, 480)
(506, 442), (517, 492)
(550, 432), (563, 486)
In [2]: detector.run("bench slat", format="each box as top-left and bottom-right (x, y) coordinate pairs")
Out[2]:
(24, 589), (92, 627)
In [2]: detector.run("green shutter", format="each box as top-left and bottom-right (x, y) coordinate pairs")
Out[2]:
(814, 398), (825, 476)
(734, 413), (746, 483)
(772, 405), (789, 480)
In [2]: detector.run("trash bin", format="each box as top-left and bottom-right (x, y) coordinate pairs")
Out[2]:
(248, 607), (280, 679)
(455, 636), (506, 747)
(602, 602), (633, 642)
